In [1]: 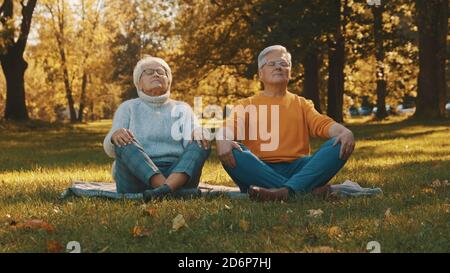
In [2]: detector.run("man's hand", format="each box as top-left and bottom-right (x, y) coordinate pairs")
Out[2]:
(332, 129), (355, 160)
(190, 127), (210, 150)
(111, 128), (135, 147)
(216, 140), (243, 168)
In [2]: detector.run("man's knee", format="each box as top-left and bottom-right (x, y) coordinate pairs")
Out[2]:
(322, 137), (340, 149)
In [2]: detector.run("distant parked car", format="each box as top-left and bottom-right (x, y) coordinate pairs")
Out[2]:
(349, 107), (359, 117)
(396, 104), (415, 115)
(372, 105), (392, 114)
(358, 106), (372, 116)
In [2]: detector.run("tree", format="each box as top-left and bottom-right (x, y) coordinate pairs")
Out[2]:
(302, 45), (321, 112)
(174, 0), (339, 110)
(44, 0), (77, 122)
(0, 0), (37, 121)
(109, 0), (175, 101)
(414, 0), (447, 119)
(327, 0), (348, 123)
(370, 1), (388, 119)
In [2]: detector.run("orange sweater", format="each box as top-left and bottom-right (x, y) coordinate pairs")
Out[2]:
(224, 91), (335, 163)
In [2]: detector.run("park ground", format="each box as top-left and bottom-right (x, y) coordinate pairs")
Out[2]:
(0, 116), (449, 252)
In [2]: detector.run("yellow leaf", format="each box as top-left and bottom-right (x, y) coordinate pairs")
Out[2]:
(172, 214), (188, 231)
(422, 187), (435, 194)
(239, 219), (249, 232)
(132, 226), (151, 237)
(327, 226), (342, 238)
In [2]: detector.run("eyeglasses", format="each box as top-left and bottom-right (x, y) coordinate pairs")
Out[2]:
(262, 60), (291, 68)
(142, 68), (167, 76)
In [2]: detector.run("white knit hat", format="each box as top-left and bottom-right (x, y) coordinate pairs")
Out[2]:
(133, 55), (173, 92)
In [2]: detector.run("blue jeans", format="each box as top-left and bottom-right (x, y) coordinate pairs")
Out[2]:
(223, 137), (348, 194)
(112, 140), (211, 193)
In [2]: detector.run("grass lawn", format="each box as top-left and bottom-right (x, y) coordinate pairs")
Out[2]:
(0, 117), (449, 253)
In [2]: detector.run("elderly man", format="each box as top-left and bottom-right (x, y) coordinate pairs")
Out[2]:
(216, 45), (355, 202)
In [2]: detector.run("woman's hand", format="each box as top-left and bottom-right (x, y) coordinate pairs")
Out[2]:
(111, 128), (135, 147)
(190, 127), (210, 149)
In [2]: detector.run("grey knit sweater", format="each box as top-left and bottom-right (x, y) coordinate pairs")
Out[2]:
(103, 94), (200, 163)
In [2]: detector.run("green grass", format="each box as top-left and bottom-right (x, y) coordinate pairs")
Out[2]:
(0, 117), (449, 253)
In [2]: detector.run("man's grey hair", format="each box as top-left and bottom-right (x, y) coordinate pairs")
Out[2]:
(133, 55), (172, 91)
(257, 45), (292, 70)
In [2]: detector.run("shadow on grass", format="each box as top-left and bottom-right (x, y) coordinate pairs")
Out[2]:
(347, 118), (450, 141)
(0, 125), (111, 172)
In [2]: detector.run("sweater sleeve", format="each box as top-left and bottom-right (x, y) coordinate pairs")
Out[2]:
(303, 99), (336, 139)
(103, 101), (131, 158)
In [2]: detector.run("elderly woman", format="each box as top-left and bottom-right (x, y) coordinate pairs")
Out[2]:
(103, 56), (210, 201)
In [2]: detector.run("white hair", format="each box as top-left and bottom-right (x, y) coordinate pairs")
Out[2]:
(257, 45), (292, 69)
(133, 55), (172, 91)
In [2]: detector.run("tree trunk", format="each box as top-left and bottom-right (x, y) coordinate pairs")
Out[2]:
(373, 4), (388, 120)
(60, 52), (77, 123)
(2, 52), (29, 120)
(0, 0), (37, 121)
(414, 0), (447, 119)
(303, 46), (321, 113)
(327, 0), (347, 123)
(77, 72), (88, 122)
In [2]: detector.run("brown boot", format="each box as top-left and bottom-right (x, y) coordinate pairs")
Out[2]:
(311, 185), (338, 201)
(248, 186), (290, 202)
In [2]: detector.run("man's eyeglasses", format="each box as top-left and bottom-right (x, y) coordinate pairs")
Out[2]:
(142, 68), (167, 76)
(262, 60), (291, 68)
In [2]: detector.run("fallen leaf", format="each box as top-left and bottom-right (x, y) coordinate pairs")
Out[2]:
(132, 226), (151, 237)
(303, 246), (336, 253)
(422, 187), (435, 194)
(47, 240), (64, 253)
(307, 209), (324, 218)
(239, 219), (249, 232)
(430, 179), (449, 188)
(327, 226), (342, 238)
(15, 219), (55, 233)
(384, 208), (392, 219)
(143, 207), (158, 217)
(172, 214), (188, 231)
